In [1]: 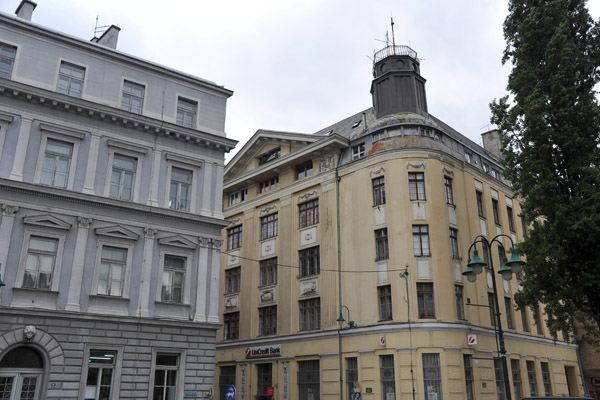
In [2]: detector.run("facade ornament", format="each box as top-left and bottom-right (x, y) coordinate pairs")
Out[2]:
(78, 217), (93, 229)
(209, 238), (223, 249)
(442, 166), (454, 176)
(406, 162), (426, 170)
(224, 295), (239, 310)
(198, 236), (211, 248)
(23, 325), (36, 343)
(260, 289), (275, 303)
(260, 205), (277, 214)
(319, 153), (335, 173)
(1, 205), (19, 217)
(370, 166), (386, 176)
(144, 228), (158, 239)
(229, 217), (242, 226)
(298, 190), (318, 201)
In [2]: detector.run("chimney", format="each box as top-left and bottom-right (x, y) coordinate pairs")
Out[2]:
(15, 0), (37, 21)
(481, 129), (504, 160)
(93, 25), (121, 49)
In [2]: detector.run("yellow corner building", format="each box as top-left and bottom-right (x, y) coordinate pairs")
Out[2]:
(216, 44), (584, 400)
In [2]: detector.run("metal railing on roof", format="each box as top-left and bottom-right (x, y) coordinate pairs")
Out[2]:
(373, 45), (418, 64)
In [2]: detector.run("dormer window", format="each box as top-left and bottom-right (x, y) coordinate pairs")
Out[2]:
(351, 143), (365, 160)
(259, 148), (280, 165)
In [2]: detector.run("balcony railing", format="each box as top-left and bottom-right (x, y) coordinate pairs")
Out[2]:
(373, 45), (418, 63)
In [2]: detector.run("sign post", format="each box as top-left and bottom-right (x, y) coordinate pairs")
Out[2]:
(225, 385), (236, 400)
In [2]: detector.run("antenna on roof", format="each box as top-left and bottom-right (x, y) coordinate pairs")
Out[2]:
(391, 15), (396, 49)
(94, 15), (111, 37)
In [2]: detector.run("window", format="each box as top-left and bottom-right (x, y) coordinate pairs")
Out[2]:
(260, 213), (278, 240)
(169, 167), (192, 211)
(449, 228), (459, 259)
(482, 241), (490, 266)
(464, 355), (475, 400)
(0, 42), (17, 79)
(41, 139), (73, 188)
(408, 172), (426, 200)
(422, 354), (442, 400)
(476, 191), (484, 217)
(161, 255), (185, 303)
(258, 306), (277, 336)
(346, 358), (358, 400)
(57, 61), (85, 97)
(521, 308), (530, 332)
(109, 154), (137, 201)
(296, 161), (313, 179)
(86, 350), (116, 400)
(417, 283), (435, 318)
(299, 298), (320, 331)
(225, 267), (240, 294)
(375, 228), (389, 261)
(153, 353), (179, 400)
(378, 285), (392, 321)
(507, 206), (516, 232)
(488, 293), (497, 326)
(0, 347), (43, 400)
(229, 189), (248, 206)
(483, 163), (490, 174)
(505, 297), (514, 329)
(492, 198), (501, 225)
(527, 360), (538, 396)
(412, 225), (430, 256)
(260, 258), (277, 286)
(380, 355), (396, 399)
(465, 152), (472, 163)
(176, 98), (196, 128)
(494, 358), (507, 400)
(372, 176), (386, 206)
(257, 363), (273, 400)
(219, 366), (236, 400)
(535, 305), (544, 334)
(227, 225), (242, 250)
(351, 143), (365, 160)
(259, 176), (279, 193)
(541, 362), (552, 396)
(223, 312), (239, 340)
(511, 359), (523, 400)
(259, 148), (280, 165)
(455, 285), (465, 320)
(498, 246), (506, 265)
(373, 131), (386, 141)
(121, 80), (145, 113)
(299, 246), (320, 277)
(299, 199), (319, 228)
(98, 246), (127, 297)
(444, 177), (454, 205)
(298, 360), (320, 400)
(22, 236), (58, 290)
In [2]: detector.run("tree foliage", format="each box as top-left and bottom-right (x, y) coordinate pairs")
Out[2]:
(490, 0), (600, 344)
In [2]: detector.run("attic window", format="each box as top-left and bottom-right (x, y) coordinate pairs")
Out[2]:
(326, 130), (334, 136)
(259, 148), (280, 165)
(352, 120), (362, 129)
(351, 143), (365, 160)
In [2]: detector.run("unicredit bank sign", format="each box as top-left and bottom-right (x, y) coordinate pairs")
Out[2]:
(245, 345), (282, 359)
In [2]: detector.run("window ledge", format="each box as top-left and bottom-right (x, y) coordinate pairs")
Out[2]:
(258, 284), (277, 289)
(297, 274), (320, 281)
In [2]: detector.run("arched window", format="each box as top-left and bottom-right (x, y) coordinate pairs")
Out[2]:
(0, 346), (44, 400)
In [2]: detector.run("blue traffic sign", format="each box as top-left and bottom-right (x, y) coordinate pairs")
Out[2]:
(225, 385), (236, 400)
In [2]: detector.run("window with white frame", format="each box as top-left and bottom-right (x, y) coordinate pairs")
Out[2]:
(121, 80), (145, 114)
(56, 61), (85, 97)
(0, 42), (17, 79)
(408, 172), (426, 200)
(229, 188), (248, 206)
(22, 236), (58, 290)
(85, 349), (116, 400)
(351, 143), (365, 160)
(176, 98), (197, 128)
(153, 353), (180, 400)
(161, 255), (186, 304)
(97, 246), (127, 297)
(109, 154), (137, 201)
(40, 139), (73, 188)
(169, 167), (192, 211)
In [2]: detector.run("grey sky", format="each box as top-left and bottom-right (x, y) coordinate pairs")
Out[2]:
(5, 0), (600, 159)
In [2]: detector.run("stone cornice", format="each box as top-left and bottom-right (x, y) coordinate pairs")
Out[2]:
(0, 79), (237, 153)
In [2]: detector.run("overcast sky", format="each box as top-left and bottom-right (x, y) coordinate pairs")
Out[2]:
(5, 0), (600, 159)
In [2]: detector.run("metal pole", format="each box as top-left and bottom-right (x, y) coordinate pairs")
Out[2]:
(487, 238), (513, 400)
(336, 167), (344, 400)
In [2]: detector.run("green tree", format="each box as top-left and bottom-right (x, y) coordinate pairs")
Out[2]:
(490, 0), (600, 344)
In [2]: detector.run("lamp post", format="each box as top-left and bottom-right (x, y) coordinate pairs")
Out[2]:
(462, 234), (525, 400)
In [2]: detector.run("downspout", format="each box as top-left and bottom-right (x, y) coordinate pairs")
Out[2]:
(336, 150), (344, 400)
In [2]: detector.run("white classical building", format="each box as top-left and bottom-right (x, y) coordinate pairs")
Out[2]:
(0, 1), (236, 399)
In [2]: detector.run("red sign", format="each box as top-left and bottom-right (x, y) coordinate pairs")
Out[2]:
(245, 345), (282, 359)
(267, 386), (274, 396)
(467, 334), (477, 345)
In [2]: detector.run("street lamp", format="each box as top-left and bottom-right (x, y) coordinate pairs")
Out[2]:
(462, 234), (526, 400)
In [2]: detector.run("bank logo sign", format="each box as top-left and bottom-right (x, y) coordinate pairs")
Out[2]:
(245, 345), (282, 359)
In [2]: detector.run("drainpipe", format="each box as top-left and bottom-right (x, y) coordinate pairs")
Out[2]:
(336, 151), (344, 400)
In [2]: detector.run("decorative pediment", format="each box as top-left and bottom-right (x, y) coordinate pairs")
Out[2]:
(23, 214), (71, 230)
(158, 235), (197, 249)
(95, 225), (139, 240)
